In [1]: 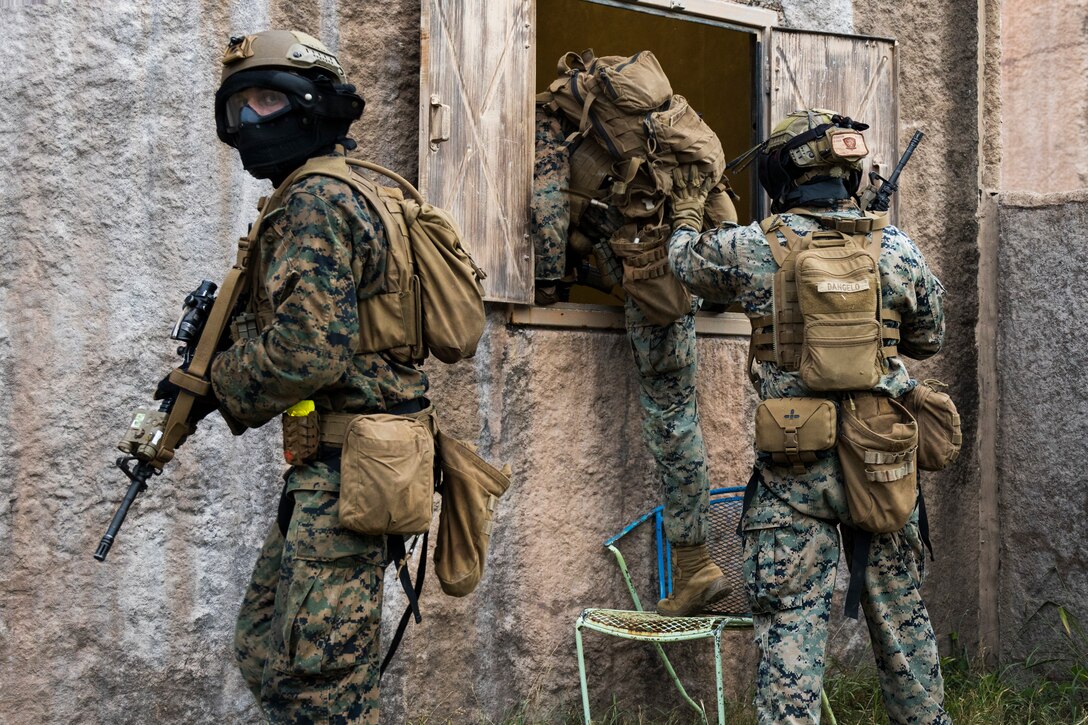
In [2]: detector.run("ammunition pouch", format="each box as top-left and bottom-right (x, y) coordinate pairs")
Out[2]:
(754, 397), (837, 473)
(837, 393), (918, 533)
(282, 410), (320, 466)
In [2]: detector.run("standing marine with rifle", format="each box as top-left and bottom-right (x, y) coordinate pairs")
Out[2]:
(669, 110), (959, 724)
(103, 30), (476, 724)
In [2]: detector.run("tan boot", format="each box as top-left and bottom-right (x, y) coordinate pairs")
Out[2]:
(655, 543), (731, 616)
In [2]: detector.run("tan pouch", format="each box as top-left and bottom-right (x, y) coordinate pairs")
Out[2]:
(902, 379), (962, 471)
(588, 51), (672, 112)
(434, 432), (512, 597)
(755, 397), (837, 473)
(339, 413), (435, 536)
(837, 393), (918, 533)
(795, 240), (883, 391)
(611, 224), (692, 326)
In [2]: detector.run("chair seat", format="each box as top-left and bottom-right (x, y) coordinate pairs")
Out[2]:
(578, 607), (752, 642)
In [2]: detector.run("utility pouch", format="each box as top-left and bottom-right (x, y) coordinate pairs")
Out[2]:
(339, 412), (435, 536)
(837, 393), (918, 533)
(282, 403), (320, 466)
(434, 432), (512, 597)
(795, 240), (883, 391)
(611, 224), (692, 326)
(754, 397), (837, 473)
(902, 379), (962, 471)
(646, 94), (725, 176)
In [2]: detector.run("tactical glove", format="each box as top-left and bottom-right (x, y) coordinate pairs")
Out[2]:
(670, 164), (717, 233)
(705, 179), (739, 226)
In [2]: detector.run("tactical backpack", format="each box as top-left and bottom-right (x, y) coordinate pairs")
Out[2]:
(279, 155), (487, 364)
(540, 49), (725, 221)
(748, 210), (902, 391)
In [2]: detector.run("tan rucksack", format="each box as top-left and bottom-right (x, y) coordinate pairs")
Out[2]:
(286, 155), (487, 364)
(540, 49), (725, 220)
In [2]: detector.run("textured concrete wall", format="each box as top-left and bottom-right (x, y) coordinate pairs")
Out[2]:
(994, 192), (1088, 668)
(2, 0), (987, 723)
(1001, 2), (1088, 193)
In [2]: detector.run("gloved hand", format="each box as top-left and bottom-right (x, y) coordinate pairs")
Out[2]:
(154, 372), (220, 423)
(705, 179), (739, 226)
(670, 164), (717, 232)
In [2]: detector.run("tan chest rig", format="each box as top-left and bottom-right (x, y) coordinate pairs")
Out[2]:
(748, 210), (901, 391)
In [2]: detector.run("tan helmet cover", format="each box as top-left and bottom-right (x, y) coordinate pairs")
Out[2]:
(766, 109), (869, 182)
(221, 30), (346, 84)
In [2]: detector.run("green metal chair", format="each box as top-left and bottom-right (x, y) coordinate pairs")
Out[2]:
(574, 487), (837, 724)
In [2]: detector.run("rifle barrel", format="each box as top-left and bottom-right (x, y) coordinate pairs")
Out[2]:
(94, 460), (153, 561)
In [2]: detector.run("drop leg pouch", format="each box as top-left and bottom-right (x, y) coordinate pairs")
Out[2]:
(610, 223), (692, 326)
(837, 393), (918, 533)
(339, 411), (436, 536)
(434, 431), (512, 597)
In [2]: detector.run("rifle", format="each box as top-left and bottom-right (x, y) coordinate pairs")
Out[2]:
(95, 280), (223, 561)
(859, 130), (924, 212)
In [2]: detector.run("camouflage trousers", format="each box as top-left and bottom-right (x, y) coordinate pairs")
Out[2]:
(236, 469), (386, 725)
(742, 492), (949, 724)
(626, 296), (711, 545)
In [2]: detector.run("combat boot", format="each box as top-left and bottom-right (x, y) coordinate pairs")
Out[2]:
(656, 543), (730, 616)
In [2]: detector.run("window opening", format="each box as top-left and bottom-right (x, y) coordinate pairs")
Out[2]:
(528, 0), (763, 329)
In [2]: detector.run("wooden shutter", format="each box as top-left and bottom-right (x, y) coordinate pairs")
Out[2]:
(768, 30), (900, 222)
(419, 0), (535, 303)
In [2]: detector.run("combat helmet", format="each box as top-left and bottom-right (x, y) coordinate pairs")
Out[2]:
(757, 109), (870, 211)
(214, 30), (365, 181)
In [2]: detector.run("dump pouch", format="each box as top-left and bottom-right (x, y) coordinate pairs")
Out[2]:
(610, 223), (692, 326)
(902, 379), (962, 471)
(754, 397), (837, 473)
(837, 393), (918, 533)
(339, 411), (436, 536)
(434, 432), (513, 597)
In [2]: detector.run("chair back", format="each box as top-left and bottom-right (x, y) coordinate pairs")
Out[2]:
(604, 486), (750, 617)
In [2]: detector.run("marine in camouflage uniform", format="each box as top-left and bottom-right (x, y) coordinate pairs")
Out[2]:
(205, 30), (428, 723)
(669, 135), (950, 720)
(532, 106), (711, 550)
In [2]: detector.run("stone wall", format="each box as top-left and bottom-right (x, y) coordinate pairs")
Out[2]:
(1, 0), (985, 722)
(994, 192), (1088, 670)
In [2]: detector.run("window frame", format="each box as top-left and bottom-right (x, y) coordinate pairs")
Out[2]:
(510, 0), (778, 335)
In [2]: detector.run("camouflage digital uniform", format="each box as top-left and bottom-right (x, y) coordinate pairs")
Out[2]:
(533, 108), (711, 545)
(669, 204), (950, 724)
(211, 155), (429, 724)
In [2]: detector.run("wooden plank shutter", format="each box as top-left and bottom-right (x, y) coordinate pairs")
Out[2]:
(418, 0), (535, 303)
(768, 30), (900, 222)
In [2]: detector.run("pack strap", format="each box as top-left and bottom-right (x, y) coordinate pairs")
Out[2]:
(380, 531), (427, 677)
(844, 527), (872, 620)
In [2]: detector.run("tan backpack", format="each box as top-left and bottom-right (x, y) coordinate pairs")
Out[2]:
(275, 154), (487, 364)
(540, 49), (725, 219)
(749, 211), (901, 391)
